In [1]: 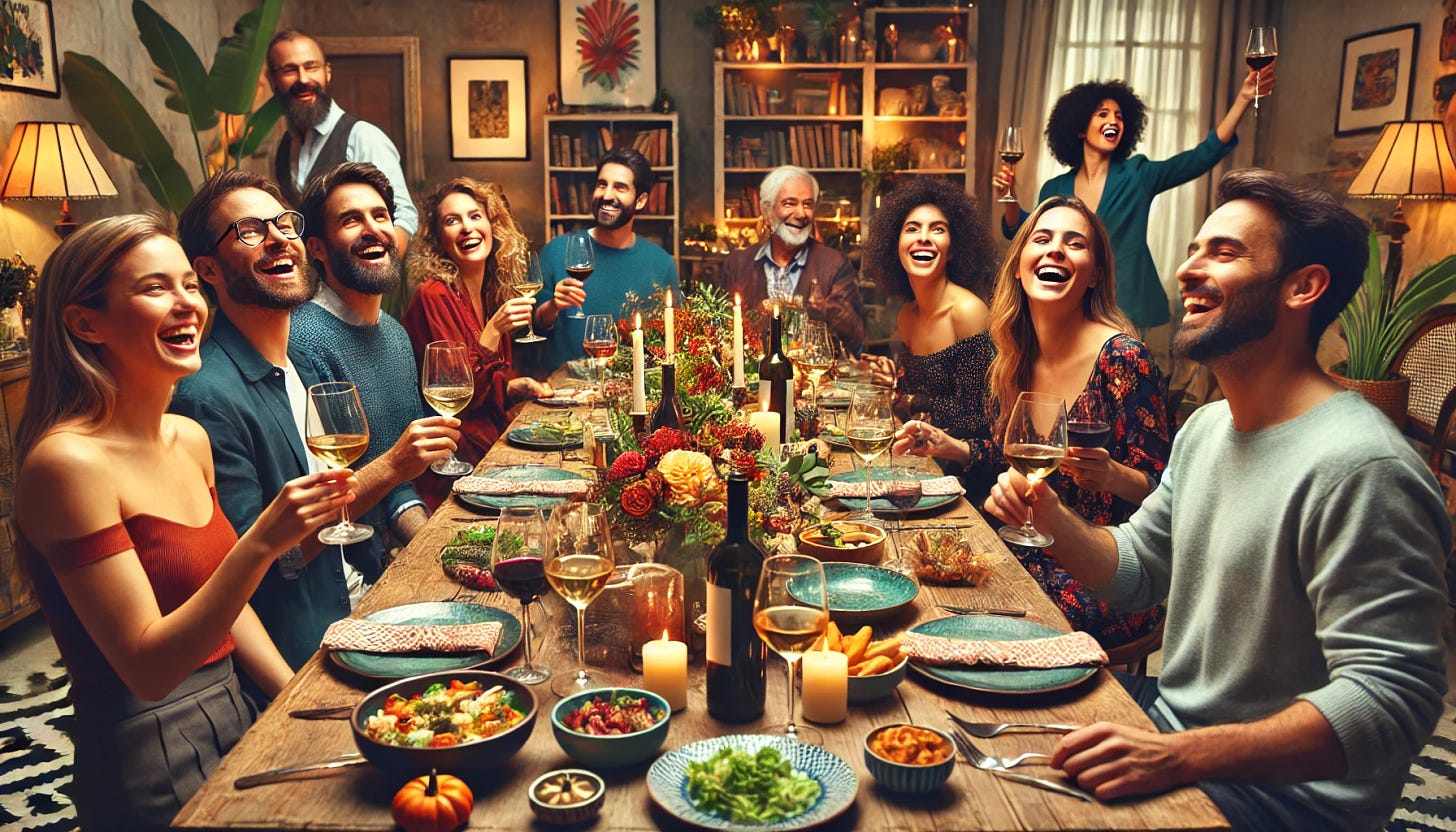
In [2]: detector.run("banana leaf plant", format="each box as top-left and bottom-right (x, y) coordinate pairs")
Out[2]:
(1336, 232), (1456, 380)
(60, 0), (284, 215)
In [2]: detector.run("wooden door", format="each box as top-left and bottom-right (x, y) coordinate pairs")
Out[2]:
(328, 54), (407, 162)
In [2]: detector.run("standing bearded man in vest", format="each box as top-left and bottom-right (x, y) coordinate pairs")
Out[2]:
(267, 30), (418, 256)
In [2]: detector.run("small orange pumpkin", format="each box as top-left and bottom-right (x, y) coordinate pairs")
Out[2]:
(391, 768), (473, 832)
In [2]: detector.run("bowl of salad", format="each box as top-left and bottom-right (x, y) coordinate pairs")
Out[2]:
(550, 688), (671, 768)
(351, 670), (537, 782)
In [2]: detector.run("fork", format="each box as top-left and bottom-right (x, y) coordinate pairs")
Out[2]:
(944, 720), (1053, 769)
(946, 710), (1079, 738)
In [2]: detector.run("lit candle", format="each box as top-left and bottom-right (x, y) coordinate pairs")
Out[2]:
(664, 291), (675, 362)
(732, 293), (745, 388)
(642, 631), (688, 712)
(746, 402), (781, 456)
(632, 312), (646, 413)
(800, 648), (848, 724)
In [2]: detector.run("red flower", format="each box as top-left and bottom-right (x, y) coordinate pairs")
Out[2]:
(573, 0), (642, 92)
(644, 469), (667, 497)
(608, 450), (647, 481)
(641, 427), (693, 461)
(620, 480), (657, 517)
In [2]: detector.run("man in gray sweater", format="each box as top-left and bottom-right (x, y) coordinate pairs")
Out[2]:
(984, 167), (1450, 831)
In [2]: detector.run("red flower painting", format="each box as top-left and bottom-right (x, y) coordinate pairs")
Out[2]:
(574, 0), (641, 92)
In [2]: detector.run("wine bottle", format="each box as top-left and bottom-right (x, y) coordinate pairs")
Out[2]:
(649, 361), (685, 432)
(757, 306), (795, 446)
(706, 471), (766, 721)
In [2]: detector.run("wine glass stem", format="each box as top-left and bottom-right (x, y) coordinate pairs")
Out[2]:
(338, 502), (353, 531)
(864, 458), (873, 521)
(520, 600), (535, 670)
(785, 656), (800, 738)
(1023, 500), (1036, 534)
(575, 605), (588, 678)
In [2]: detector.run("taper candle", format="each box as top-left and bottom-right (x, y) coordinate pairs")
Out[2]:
(732, 293), (745, 387)
(632, 312), (646, 413)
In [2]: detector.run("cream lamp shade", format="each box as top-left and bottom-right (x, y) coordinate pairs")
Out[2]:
(1347, 120), (1456, 200)
(0, 121), (118, 238)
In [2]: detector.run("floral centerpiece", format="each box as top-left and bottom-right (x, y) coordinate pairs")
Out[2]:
(0, 252), (38, 339)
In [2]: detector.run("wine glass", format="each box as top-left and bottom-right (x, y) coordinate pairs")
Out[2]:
(877, 465), (922, 574)
(1067, 390), (1111, 449)
(421, 340), (475, 476)
(563, 231), (594, 320)
(582, 314), (618, 404)
(305, 381), (373, 545)
(845, 388), (894, 525)
(545, 502), (616, 695)
(492, 507), (551, 684)
(753, 554), (828, 745)
(997, 126), (1024, 203)
(1245, 27), (1277, 113)
(796, 321), (833, 411)
(513, 251), (546, 344)
(997, 391), (1068, 548)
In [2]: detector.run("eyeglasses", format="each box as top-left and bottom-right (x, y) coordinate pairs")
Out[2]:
(211, 211), (304, 251)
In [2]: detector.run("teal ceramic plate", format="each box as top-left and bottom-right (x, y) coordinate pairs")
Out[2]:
(647, 734), (857, 831)
(817, 429), (851, 450)
(329, 601), (521, 680)
(822, 469), (959, 514)
(455, 465), (589, 512)
(506, 423), (584, 451)
(793, 563), (918, 621)
(906, 615), (1098, 695)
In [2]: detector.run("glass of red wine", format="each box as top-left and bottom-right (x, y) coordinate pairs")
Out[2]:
(1245, 27), (1277, 113)
(877, 466), (923, 574)
(563, 231), (594, 320)
(1067, 390), (1111, 449)
(997, 126), (1024, 203)
(492, 506), (551, 685)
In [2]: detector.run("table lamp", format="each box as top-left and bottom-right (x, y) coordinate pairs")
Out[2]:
(1347, 120), (1456, 289)
(0, 121), (118, 239)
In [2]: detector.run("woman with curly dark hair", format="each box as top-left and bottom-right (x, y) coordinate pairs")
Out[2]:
(860, 177), (999, 496)
(994, 69), (1273, 330)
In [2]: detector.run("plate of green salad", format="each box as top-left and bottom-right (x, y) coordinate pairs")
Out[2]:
(506, 415), (584, 450)
(646, 734), (856, 830)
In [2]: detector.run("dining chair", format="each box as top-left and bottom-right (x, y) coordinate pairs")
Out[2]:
(1391, 304), (1456, 604)
(1103, 616), (1164, 677)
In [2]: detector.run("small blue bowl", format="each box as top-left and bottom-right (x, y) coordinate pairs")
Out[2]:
(848, 655), (909, 704)
(551, 688), (671, 768)
(864, 723), (957, 794)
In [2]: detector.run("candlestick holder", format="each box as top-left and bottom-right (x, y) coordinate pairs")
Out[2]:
(631, 412), (648, 439)
(629, 563), (685, 671)
(731, 385), (748, 411)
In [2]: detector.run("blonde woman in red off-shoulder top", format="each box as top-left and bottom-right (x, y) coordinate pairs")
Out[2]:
(13, 214), (354, 831)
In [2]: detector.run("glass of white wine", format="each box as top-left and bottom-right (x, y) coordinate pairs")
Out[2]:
(421, 340), (475, 476)
(796, 321), (833, 412)
(754, 554), (828, 744)
(545, 502), (616, 696)
(514, 250), (546, 344)
(846, 387), (894, 525)
(997, 391), (1068, 548)
(305, 381), (373, 545)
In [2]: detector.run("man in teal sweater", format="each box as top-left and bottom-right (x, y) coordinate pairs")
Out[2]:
(985, 168), (1449, 831)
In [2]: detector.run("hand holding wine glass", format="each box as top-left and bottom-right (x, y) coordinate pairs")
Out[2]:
(563, 231), (594, 320)
(754, 554), (828, 744)
(997, 391), (1068, 548)
(492, 507), (551, 684)
(421, 340), (475, 476)
(305, 381), (373, 545)
(513, 251), (546, 344)
(846, 388), (894, 525)
(545, 502), (616, 695)
(1245, 27), (1277, 112)
(997, 126), (1024, 203)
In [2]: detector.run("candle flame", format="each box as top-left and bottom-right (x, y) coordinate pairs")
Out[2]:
(772, 302), (780, 319)
(660, 629), (670, 642)
(634, 312), (642, 329)
(734, 292), (741, 307)
(665, 292), (673, 309)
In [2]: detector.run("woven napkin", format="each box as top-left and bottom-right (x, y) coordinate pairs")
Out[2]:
(825, 475), (965, 499)
(321, 618), (503, 654)
(453, 476), (590, 496)
(901, 630), (1107, 669)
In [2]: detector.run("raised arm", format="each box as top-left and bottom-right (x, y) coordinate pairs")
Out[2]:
(1215, 68), (1274, 145)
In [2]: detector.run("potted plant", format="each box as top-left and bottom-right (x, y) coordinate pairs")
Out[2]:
(1329, 232), (1456, 427)
(0, 252), (37, 343)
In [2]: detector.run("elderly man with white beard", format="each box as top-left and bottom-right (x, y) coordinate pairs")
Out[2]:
(721, 165), (865, 353)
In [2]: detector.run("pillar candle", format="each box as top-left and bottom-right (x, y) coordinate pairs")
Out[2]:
(800, 649), (848, 724)
(746, 404), (781, 455)
(732, 293), (745, 387)
(631, 312), (646, 413)
(642, 633), (688, 712)
(664, 290), (675, 362)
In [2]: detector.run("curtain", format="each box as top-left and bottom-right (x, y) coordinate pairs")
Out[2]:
(995, 0), (1061, 226)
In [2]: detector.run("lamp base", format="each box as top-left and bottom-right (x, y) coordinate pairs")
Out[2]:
(54, 197), (76, 239)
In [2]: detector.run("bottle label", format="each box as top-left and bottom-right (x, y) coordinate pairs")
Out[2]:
(705, 581), (731, 666)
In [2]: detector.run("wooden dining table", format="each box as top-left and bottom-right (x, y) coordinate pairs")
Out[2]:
(173, 397), (1227, 832)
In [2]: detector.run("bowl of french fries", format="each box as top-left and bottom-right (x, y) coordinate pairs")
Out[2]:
(797, 521), (887, 564)
(810, 620), (908, 704)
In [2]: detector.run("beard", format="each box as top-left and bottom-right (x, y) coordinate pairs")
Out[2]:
(277, 82), (333, 134)
(773, 218), (812, 248)
(327, 233), (402, 295)
(591, 194), (636, 230)
(220, 254), (316, 311)
(1173, 274), (1281, 364)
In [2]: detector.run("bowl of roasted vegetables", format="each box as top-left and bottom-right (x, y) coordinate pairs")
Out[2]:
(550, 688), (671, 768)
(797, 521), (887, 564)
(351, 670), (537, 782)
(864, 724), (956, 794)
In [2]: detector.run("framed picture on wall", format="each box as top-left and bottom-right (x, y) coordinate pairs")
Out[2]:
(449, 58), (529, 160)
(0, 0), (59, 97)
(558, 0), (657, 109)
(1336, 24), (1419, 136)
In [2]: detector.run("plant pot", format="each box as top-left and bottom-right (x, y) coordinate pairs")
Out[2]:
(1328, 363), (1410, 429)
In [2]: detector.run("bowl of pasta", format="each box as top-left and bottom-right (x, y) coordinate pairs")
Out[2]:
(351, 670), (538, 782)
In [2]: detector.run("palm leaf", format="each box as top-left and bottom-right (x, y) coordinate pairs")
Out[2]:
(61, 52), (195, 215)
(134, 1), (216, 132)
(207, 0), (283, 116)
(1338, 233), (1456, 380)
(227, 95), (283, 163)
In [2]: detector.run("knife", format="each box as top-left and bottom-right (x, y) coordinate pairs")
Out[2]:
(287, 705), (355, 720)
(990, 769), (1095, 802)
(233, 753), (367, 789)
(937, 605), (1028, 617)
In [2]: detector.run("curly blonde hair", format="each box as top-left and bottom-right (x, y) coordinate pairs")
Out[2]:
(986, 196), (1134, 438)
(407, 177), (528, 309)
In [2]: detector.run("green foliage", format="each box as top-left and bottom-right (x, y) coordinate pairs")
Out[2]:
(1336, 233), (1456, 380)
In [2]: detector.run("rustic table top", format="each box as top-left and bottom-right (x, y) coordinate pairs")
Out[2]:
(173, 398), (1225, 832)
